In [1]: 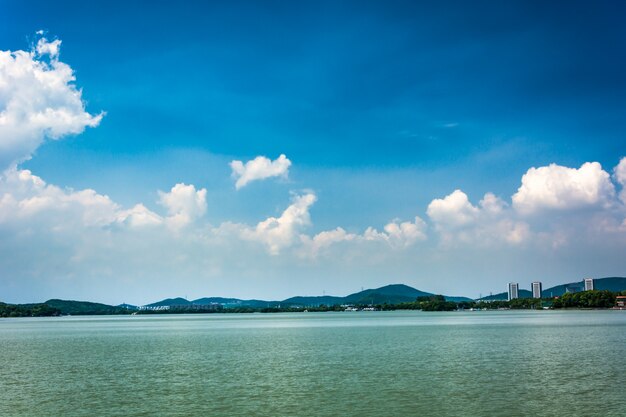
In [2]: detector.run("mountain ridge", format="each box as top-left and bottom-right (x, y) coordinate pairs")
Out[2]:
(476, 277), (626, 301)
(146, 277), (626, 307)
(145, 283), (473, 308)
(4, 278), (622, 313)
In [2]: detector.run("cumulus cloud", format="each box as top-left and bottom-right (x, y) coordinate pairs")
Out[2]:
(512, 162), (615, 214)
(118, 204), (163, 228)
(298, 217), (427, 258)
(614, 157), (626, 204)
(158, 183), (207, 229)
(364, 217), (428, 248)
(230, 154), (291, 189)
(479, 192), (506, 215)
(0, 35), (103, 170)
(427, 189), (530, 246)
(300, 227), (357, 257)
(425, 159), (626, 247)
(241, 193), (316, 254)
(0, 168), (162, 230)
(0, 168), (119, 228)
(1, 37), (625, 302)
(427, 189), (479, 228)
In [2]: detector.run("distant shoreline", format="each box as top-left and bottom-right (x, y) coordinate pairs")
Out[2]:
(2, 290), (625, 318)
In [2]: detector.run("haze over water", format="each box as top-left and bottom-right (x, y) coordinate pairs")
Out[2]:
(1, 310), (624, 417)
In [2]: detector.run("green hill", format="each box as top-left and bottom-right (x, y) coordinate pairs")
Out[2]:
(475, 277), (626, 301)
(0, 302), (61, 317)
(145, 297), (191, 308)
(193, 297), (274, 308)
(594, 277), (626, 291)
(443, 295), (474, 302)
(344, 284), (431, 303)
(280, 296), (344, 307)
(148, 284), (469, 308)
(479, 289), (532, 301)
(45, 299), (130, 315)
(543, 277), (626, 297)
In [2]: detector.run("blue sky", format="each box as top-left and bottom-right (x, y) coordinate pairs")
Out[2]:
(1, 1), (625, 304)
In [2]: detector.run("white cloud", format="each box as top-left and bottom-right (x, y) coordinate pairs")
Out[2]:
(614, 157), (626, 204)
(298, 216), (427, 258)
(118, 204), (163, 227)
(385, 218), (428, 245)
(158, 183), (207, 229)
(35, 37), (62, 58)
(0, 168), (162, 230)
(0, 36), (103, 170)
(0, 34), (625, 303)
(512, 162), (615, 214)
(364, 217), (428, 248)
(426, 189), (479, 228)
(300, 227), (357, 257)
(427, 189), (530, 246)
(424, 159), (626, 248)
(230, 154), (291, 189)
(479, 192), (506, 215)
(241, 192), (316, 254)
(0, 168), (117, 227)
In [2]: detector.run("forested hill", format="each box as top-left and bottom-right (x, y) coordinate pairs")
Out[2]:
(146, 283), (473, 308)
(476, 277), (626, 301)
(44, 299), (131, 315)
(2, 277), (624, 316)
(541, 277), (626, 297)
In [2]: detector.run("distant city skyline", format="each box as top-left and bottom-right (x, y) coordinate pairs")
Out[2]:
(1, 1), (626, 304)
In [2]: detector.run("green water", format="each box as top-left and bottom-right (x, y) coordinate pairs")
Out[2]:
(1, 310), (624, 417)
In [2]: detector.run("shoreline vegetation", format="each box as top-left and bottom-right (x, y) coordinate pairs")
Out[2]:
(1, 290), (624, 318)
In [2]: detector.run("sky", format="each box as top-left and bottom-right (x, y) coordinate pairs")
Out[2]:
(1, 0), (625, 304)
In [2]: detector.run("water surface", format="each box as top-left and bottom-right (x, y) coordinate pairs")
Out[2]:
(1, 310), (624, 416)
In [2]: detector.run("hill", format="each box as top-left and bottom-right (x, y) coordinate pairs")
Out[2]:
(343, 284), (431, 305)
(594, 277), (626, 291)
(147, 284), (471, 308)
(475, 277), (626, 301)
(444, 295), (474, 302)
(192, 297), (273, 308)
(280, 296), (344, 307)
(145, 297), (191, 308)
(340, 284), (471, 304)
(0, 302), (61, 317)
(543, 277), (626, 297)
(478, 289), (532, 301)
(45, 299), (130, 315)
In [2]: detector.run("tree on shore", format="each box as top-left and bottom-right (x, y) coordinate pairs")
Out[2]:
(551, 290), (615, 309)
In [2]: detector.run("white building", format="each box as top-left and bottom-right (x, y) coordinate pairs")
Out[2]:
(508, 283), (519, 301)
(532, 281), (542, 299)
(584, 278), (594, 291)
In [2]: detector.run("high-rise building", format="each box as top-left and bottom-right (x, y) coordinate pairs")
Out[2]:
(584, 278), (594, 291)
(508, 283), (519, 301)
(532, 281), (542, 299)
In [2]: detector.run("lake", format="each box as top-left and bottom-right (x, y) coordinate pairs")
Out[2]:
(1, 310), (624, 417)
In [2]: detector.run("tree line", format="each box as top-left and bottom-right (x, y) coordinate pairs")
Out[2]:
(551, 290), (620, 309)
(2, 290), (624, 317)
(0, 302), (61, 317)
